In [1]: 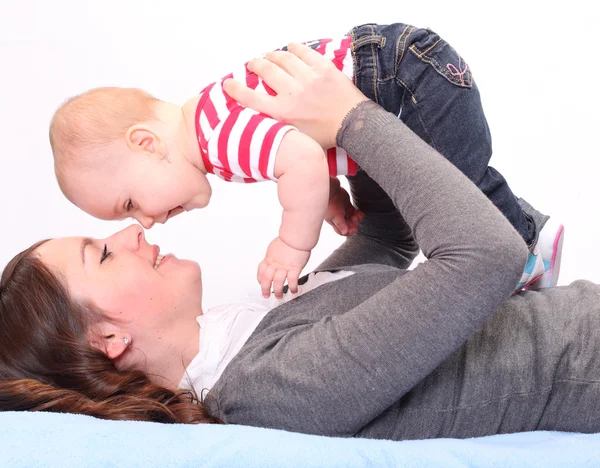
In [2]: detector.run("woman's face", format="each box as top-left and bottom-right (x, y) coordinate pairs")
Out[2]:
(35, 224), (202, 344)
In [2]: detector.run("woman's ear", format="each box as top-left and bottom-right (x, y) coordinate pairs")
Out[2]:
(126, 124), (163, 157)
(88, 323), (132, 360)
(104, 334), (132, 360)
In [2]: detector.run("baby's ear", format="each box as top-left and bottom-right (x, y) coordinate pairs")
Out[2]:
(126, 124), (160, 155)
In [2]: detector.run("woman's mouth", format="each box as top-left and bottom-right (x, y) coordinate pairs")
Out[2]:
(154, 254), (165, 269)
(154, 254), (173, 269)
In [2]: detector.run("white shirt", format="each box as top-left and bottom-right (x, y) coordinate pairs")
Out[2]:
(178, 270), (354, 396)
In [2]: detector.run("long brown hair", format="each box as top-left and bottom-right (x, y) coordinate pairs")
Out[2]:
(0, 241), (220, 424)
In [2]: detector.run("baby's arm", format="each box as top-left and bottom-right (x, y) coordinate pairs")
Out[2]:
(258, 130), (329, 299)
(275, 131), (329, 252)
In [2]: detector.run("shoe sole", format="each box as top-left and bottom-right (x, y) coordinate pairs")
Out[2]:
(545, 224), (564, 288)
(530, 224), (564, 289)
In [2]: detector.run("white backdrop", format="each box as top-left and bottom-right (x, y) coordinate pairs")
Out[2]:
(1, 0), (598, 308)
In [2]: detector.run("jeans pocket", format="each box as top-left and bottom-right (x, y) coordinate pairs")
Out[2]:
(409, 31), (473, 88)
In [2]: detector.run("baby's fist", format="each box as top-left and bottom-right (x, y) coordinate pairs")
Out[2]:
(258, 237), (311, 299)
(325, 183), (363, 236)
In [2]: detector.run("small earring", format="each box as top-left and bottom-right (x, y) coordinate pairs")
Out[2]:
(123, 337), (131, 347)
(161, 154), (171, 163)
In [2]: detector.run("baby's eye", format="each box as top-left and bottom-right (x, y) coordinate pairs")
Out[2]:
(126, 200), (134, 212)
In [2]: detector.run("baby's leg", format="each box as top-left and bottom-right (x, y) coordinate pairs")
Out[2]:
(348, 23), (563, 289)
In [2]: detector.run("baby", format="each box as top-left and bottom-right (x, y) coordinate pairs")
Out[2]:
(50, 24), (564, 299)
(50, 83), (360, 300)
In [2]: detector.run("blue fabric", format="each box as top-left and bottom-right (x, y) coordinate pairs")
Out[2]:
(1, 412), (599, 467)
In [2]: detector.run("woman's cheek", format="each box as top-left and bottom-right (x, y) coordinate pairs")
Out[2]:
(99, 277), (155, 318)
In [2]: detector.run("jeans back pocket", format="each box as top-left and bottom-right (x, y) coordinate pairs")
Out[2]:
(409, 31), (473, 88)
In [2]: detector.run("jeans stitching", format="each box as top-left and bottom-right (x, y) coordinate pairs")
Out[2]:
(415, 38), (441, 57)
(446, 55), (469, 86)
(399, 88), (439, 150)
(396, 78), (417, 104)
(409, 44), (473, 88)
(414, 101), (439, 151)
(394, 25), (415, 74)
(370, 24), (378, 102)
(350, 28), (358, 85)
(350, 26), (386, 101)
(352, 35), (385, 49)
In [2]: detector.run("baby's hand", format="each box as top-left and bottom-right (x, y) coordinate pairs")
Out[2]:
(258, 237), (311, 299)
(326, 180), (363, 236)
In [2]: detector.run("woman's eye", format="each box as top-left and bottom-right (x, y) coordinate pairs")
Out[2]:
(100, 244), (112, 264)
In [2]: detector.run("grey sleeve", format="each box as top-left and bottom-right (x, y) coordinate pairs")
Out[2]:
(218, 102), (529, 436)
(317, 169), (420, 270)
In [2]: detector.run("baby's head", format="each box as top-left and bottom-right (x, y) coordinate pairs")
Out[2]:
(50, 87), (211, 228)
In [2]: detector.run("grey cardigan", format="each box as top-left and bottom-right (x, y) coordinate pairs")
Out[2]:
(204, 101), (531, 438)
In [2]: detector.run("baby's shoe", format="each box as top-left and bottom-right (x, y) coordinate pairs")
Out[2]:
(527, 219), (564, 289)
(514, 245), (545, 292)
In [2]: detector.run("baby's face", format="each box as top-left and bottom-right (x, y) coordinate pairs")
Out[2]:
(65, 151), (212, 228)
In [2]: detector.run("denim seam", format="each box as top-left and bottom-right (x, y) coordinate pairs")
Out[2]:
(396, 78), (417, 104)
(351, 35), (386, 49)
(414, 38), (441, 58)
(412, 97), (439, 151)
(394, 25), (416, 74)
(348, 29), (387, 92)
(350, 28), (358, 84)
(350, 25), (390, 102)
(370, 24), (378, 102)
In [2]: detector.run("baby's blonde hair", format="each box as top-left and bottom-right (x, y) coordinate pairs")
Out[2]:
(50, 87), (160, 182)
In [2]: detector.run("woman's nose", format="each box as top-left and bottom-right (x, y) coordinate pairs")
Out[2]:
(108, 224), (144, 251)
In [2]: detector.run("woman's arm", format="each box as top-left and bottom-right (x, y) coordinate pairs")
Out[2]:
(218, 46), (528, 435)
(317, 168), (420, 270)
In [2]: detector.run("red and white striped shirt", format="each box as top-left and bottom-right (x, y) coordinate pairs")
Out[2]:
(195, 37), (358, 183)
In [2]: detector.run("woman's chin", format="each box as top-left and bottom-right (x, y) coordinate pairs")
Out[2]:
(158, 254), (202, 281)
(177, 257), (202, 281)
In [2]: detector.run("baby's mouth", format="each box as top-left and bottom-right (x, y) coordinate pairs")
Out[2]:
(167, 206), (185, 220)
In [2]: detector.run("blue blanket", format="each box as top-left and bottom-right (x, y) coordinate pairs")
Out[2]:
(1, 411), (598, 467)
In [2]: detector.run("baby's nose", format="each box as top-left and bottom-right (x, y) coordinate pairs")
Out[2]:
(136, 215), (155, 229)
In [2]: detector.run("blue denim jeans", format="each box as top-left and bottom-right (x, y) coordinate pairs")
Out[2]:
(347, 23), (536, 247)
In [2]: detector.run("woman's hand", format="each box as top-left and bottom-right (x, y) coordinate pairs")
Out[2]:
(223, 43), (369, 149)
